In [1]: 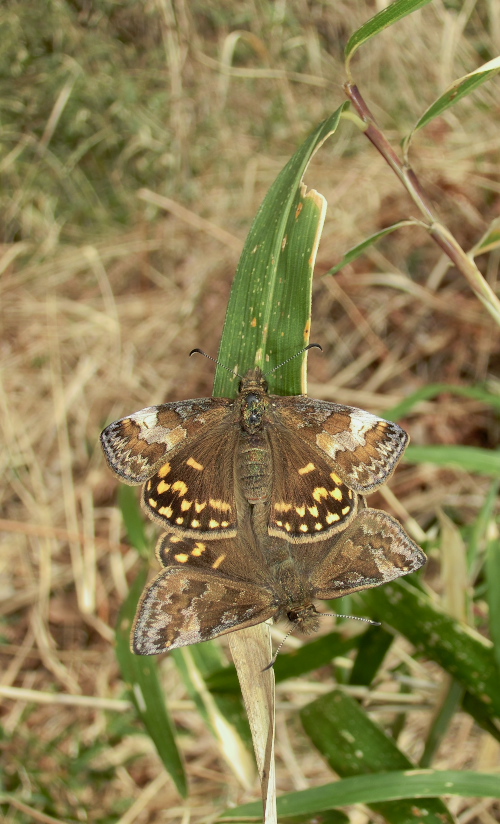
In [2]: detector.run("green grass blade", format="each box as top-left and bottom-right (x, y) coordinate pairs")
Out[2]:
(215, 106), (347, 398)
(221, 769), (500, 818)
(115, 569), (188, 798)
(328, 220), (417, 275)
(419, 680), (464, 768)
(115, 483), (187, 796)
(403, 444), (500, 476)
(361, 579), (500, 717)
(406, 56), (500, 145)
(467, 479), (499, 574)
(348, 625), (394, 686)
(461, 692), (500, 744)
(486, 527), (500, 674)
(345, 0), (432, 68)
(470, 216), (500, 257)
(299, 689), (454, 824)
(118, 484), (149, 557)
(383, 382), (500, 420)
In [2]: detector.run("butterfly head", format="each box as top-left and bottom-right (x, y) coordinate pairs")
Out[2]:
(286, 604), (321, 635)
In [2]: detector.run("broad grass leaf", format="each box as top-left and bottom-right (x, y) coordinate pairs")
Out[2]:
(300, 689), (454, 824)
(221, 769), (500, 819)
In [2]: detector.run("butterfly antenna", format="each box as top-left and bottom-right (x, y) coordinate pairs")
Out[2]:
(263, 343), (322, 377)
(322, 613), (381, 626)
(262, 624), (299, 671)
(189, 349), (242, 380)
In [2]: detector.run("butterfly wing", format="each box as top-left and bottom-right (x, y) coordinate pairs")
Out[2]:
(100, 397), (233, 484)
(274, 396), (408, 493)
(266, 424), (359, 542)
(155, 529), (272, 583)
(133, 533), (275, 653)
(142, 419), (240, 538)
(307, 508), (426, 599)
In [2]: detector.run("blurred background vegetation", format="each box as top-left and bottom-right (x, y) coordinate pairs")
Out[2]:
(1, 1), (499, 822)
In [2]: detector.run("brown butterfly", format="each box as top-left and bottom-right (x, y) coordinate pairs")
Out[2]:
(101, 357), (409, 545)
(132, 506), (426, 654)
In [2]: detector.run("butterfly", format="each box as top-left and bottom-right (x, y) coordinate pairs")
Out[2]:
(100, 363), (409, 545)
(132, 507), (426, 653)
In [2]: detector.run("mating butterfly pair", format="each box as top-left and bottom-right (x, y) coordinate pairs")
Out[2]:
(101, 362), (425, 653)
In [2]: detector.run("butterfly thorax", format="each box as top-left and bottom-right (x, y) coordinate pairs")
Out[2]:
(235, 369), (273, 503)
(238, 369), (269, 435)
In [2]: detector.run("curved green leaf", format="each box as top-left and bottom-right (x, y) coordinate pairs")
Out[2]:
(345, 0), (432, 69)
(404, 444), (500, 476)
(406, 56), (500, 150)
(328, 220), (418, 275)
(222, 769), (500, 819)
(470, 217), (500, 258)
(384, 382), (500, 420)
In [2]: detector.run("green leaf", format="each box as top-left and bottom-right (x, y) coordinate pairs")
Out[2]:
(406, 56), (500, 147)
(403, 444), (500, 476)
(383, 382), (500, 421)
(221, 770), (500, 819)
(345, 0), (433, 68)
(467, 479), (500, 575)
(299, 689), (454, 824)
(206, 632), (358, 694)
(215, 106), (347, 398)
(118, 484), (149, 557)
(115, 569), (188, 798)
(349, 625), (394, 686)
(419, 680), (464, 768)
(361, 579), (500, 718)
(486, 524), (500, 674)
(461, 692), (500, 744)
(280, 813), (349, 824)
(470, 216), (500, 257)
(273, 631), (358, 683)
(327, 221), (417, 275)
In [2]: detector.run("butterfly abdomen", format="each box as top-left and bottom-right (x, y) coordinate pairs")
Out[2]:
(237, 431), (272, 504)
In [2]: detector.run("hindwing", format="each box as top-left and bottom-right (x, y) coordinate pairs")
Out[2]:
(309, 508), (426, 598)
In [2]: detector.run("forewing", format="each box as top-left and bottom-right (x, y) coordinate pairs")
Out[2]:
(132, 567), (274, 653)
(309, 508), (426, 599)
(267, 425), (359, 542)
(275, 396), (408, 493)
(142, 422), (239, 538)
(100, 397), (233, 484)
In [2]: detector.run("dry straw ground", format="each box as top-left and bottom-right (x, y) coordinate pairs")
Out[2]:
(1, 1), (499, 822)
